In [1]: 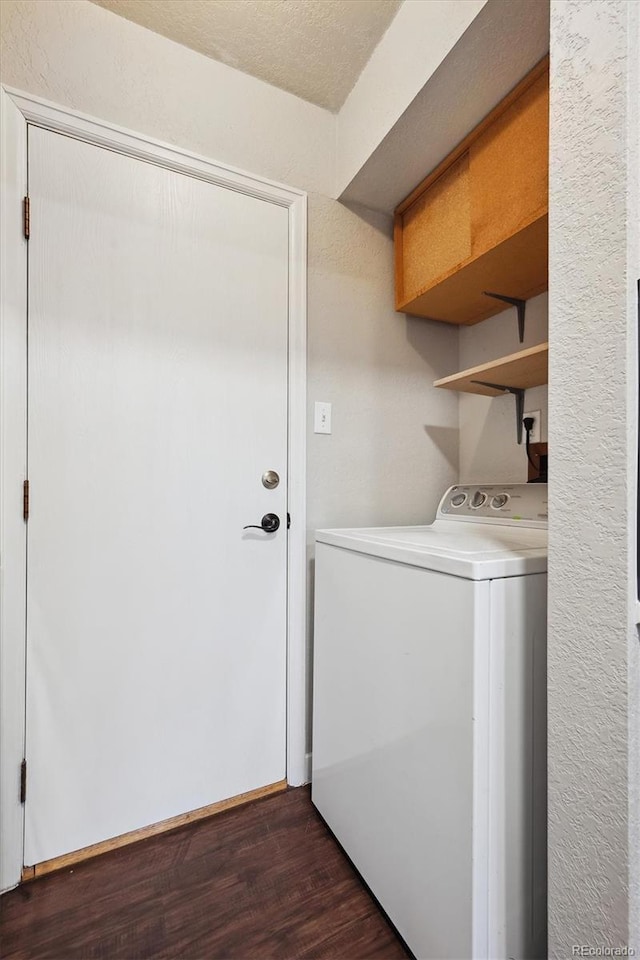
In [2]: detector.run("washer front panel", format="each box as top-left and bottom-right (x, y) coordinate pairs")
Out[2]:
(438, 484), (548, 527)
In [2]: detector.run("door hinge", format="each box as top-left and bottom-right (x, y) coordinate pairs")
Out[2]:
(23, 480), (29, 521)
(20, 760), (27, 804)
(23, 196), (30, 240)
(287, 512), (291, 529)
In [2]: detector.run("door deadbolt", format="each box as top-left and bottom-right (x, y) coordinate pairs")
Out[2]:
(262, 470), (280, 489)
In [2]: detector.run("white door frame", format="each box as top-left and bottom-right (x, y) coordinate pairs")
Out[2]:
(0, 86), (308, 892)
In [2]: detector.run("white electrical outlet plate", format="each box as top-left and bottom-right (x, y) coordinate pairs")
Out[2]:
(314, 401), (332, 434)
(524, 409), (541, 444)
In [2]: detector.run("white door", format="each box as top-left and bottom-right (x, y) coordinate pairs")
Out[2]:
(24, 127), (289, 866)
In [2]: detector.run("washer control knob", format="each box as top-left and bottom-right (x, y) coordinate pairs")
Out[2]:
(471, 491), (487, 509)
(491, 494), (509, 509)
(451, 493), (467, 507)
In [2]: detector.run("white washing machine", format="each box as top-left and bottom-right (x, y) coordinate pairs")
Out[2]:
(311, 484), (547, 960)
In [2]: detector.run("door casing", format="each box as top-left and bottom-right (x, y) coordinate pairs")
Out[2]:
(0, 85), (308, 893)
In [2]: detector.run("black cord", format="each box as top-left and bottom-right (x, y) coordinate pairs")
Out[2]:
(523, 417), (538, 471)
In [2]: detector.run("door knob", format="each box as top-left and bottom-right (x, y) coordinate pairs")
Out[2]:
(243, 513), (280, 533)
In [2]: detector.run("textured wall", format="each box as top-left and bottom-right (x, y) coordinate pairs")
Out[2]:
(458, 293), (548, 483)
(307, 198), (458, 534)
(90, 0), (402, 112)
(0, 0), (334, 196)
(306, 195), (458, 750)
(548, 1), (639, 954)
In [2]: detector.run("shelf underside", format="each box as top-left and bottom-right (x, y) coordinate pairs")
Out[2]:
(434, 342), (549, 395)
(398, 215), (548, 325)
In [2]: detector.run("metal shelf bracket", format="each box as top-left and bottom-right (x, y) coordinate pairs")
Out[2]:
(472, 380), (526, 444)
(483, 292), (527, 343)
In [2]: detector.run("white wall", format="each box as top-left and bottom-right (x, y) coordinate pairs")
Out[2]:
(0, 0), (335, 196)
(336, 0), (486, 195)
(306, 195), (458, 750)
(0, 0), (459, 805)
(548, 0), (639, 953)
(458, 293), (548, 483)
(308, 199), (458, 533)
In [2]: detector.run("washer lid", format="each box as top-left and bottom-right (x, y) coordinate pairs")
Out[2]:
(316, 521), (548, 580)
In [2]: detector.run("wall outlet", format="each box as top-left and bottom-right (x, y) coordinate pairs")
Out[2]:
(524, 410), (541, 444)
(314, 401), (332, 434)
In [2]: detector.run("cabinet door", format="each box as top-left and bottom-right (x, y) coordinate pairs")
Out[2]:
(399, 152), (471, 305)
(470, 70), (549, 257)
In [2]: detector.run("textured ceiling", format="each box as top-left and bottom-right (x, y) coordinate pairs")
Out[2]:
(89, 0), (402, 111)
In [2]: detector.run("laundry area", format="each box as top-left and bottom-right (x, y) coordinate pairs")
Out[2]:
(0, 2), (638, 959)
(311, 54), (551, 958)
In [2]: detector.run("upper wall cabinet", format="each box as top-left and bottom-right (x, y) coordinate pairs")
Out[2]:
(394, 59), (549, 325)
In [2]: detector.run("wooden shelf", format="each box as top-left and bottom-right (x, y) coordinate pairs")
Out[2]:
(433, 342), (548, 395)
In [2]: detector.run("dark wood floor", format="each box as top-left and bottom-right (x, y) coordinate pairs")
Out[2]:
(1, 786), (410, 960)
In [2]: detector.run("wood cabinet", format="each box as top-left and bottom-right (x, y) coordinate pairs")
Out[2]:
(394, 58), (549, 325)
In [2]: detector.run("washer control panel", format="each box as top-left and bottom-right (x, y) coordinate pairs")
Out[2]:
(438, 484), (548, 526)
